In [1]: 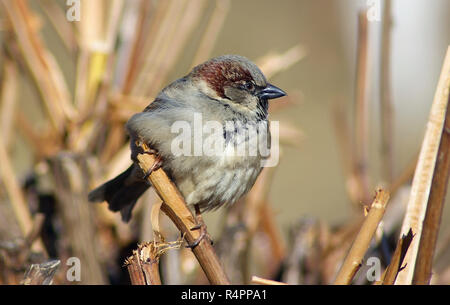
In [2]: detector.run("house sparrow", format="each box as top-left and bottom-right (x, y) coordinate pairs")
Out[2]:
(88, 55), (286, 224)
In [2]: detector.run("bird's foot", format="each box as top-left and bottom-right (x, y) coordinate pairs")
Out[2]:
(186, 206), (213, 249)
(131, 140), (158, 162)
(143, 154), (163, 180)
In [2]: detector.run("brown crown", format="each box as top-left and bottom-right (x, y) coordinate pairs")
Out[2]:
(193, 60), (253, 98)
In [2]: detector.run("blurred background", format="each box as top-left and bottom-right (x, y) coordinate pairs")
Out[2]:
(0, 0), (449, 285)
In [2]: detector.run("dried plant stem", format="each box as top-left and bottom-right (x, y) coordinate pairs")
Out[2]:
(380, 0), (394, 184)
(332, 102), (359, 204)
(354, 11), (371, 204)
(121, 0), (152, 94)
(123, 0), (169, 96)
(132, 0), (184, 96)
(412, 90), (450, 284)
(378, 229), (414, 285)
(321, 218), (363, 284)
(83, 0), (123, 116)
(0, 131), (45, 254)
(251, 276), (287, 285)
(145, 0), (208, 97)
(126, 243), (162, 285)
(0, 59), (18, 149)
(37, 0), (77, 54)
(74, 49), (89, 109)
(395, 47), (450, 284)
(15, 111), (61, 158)
(50, 154), (106, 284)
(260, 203), (286, 267)
(100, 124), (125, 163)
(334, 189), (390, 284)
(332, 11), (372, 206)
(244, 169), (275, 235)
(242, 167), (285, 279)
(133, 0), (207, 98)
(1, 0), (74, 132)
(136, 143), (230, 285)
(190, 0), (230, 67)
(257, 44), (307, 80)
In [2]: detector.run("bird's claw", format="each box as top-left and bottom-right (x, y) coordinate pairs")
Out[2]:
(132, 140), (159, 162)
(143, 154), (163, 180)
(186, 209), (213, 249)
(186, 225), (213, 249)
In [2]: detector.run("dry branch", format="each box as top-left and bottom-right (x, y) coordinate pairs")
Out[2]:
(381, 229), (414, 285)
(395, 47), (450, 284)
(133, 0), (208, 98)
(1, 0), (74, 133)
(136, 143), (230, 285)
(125, 242), (162, 285)
(334, 189), (390, 284)
(412, 90), (450, 284)
(50, 154), (106, 284)
(191, 0), (230, 67)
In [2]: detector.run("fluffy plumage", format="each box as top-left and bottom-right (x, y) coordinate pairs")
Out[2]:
(88, 55), (286, 222)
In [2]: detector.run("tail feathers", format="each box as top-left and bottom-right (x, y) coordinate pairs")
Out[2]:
(88, 165), (149, 222)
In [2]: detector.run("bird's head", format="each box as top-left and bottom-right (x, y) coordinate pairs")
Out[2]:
(189, 55), (286, 118)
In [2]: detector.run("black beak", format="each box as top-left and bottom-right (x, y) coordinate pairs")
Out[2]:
(258, 83), (287, 100)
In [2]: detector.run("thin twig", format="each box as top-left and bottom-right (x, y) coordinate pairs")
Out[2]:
(334, 189), (390, 284)
(136, 143), (230, 285)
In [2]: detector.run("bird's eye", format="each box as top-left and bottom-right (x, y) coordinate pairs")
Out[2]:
(243, 81), (254, 91)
